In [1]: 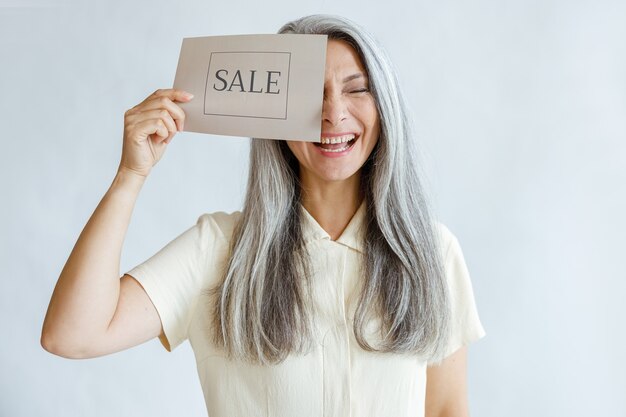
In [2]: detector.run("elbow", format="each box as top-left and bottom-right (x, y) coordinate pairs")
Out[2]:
(40, 331), (70, 358)
(40, 330), (90, 360)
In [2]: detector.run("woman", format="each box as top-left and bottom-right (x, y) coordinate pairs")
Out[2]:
(41, 14), (484, 417)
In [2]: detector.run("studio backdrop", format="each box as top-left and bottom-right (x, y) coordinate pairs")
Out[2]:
(1, 0), (625, 416)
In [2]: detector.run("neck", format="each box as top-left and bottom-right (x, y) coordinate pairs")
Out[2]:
(300, 170), (363, 241)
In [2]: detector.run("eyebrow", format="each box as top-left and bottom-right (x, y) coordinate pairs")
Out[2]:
(343, 73), (365, 83)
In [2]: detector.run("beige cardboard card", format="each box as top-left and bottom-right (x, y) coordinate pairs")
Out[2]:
(173, 34), (327, 142)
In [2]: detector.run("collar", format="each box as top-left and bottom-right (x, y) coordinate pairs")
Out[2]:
(300, 200), (366, 254)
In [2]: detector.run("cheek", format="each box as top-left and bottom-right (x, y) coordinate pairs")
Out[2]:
(286, 141), (299, 155)
(286, 141), (308, 164)
(350, 99), (379, 130)
(362, 110), (381, 156)
(366, 102), (380, 130)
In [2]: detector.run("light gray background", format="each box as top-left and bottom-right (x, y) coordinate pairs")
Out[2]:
(1, 0), (624, 416)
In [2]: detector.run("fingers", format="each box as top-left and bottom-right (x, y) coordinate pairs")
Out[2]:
(126, 109), (178, 136)
(119, 89), (193, 177)
(135, 118), (169, 142)
(151, 88), (194, 103)
(127, 89), (193, 132)
(124, 108), (176, 145)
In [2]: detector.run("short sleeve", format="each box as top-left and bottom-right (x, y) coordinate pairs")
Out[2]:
(125, 213), (231, 352)
(437, 224), (486, 360)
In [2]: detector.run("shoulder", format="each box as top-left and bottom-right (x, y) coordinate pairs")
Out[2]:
(432, 221), (473, 294)
(432, 221), (461, 262)
(196, 210), (243, 243)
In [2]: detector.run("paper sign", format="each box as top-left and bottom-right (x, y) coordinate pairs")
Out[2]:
(173, 34), (327, 141)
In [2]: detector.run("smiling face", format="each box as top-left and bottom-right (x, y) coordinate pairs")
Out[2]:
(286, 39), (380, 185)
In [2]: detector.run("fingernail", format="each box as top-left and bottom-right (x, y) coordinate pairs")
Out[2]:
(184, 92), (194, 99)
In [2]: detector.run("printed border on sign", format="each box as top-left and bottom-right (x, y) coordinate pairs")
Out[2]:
(203, 51), (292, 120)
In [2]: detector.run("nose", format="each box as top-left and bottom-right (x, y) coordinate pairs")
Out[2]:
(322, 94), (348, 126)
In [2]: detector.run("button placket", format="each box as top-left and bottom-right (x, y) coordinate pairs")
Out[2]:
(321, 242), (352, 417)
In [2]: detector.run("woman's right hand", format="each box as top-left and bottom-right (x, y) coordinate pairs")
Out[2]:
(119, 88), (194, 178)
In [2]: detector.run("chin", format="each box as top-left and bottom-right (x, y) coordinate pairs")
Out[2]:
(313, 165), (361, 183)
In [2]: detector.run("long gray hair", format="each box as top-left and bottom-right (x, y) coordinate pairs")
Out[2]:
(210, 14), (450, 365)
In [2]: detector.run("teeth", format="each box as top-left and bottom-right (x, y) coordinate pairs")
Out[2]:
(323, 143), (352, 152)
(320, 134), (355, 144)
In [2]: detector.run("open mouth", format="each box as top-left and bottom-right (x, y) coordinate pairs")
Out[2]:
(314, 133), (359, 153)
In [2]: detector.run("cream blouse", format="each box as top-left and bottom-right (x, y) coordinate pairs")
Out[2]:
(126, 202), (485, 417)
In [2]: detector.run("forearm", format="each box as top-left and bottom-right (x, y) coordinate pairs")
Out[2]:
(41, 168), (146, 356)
